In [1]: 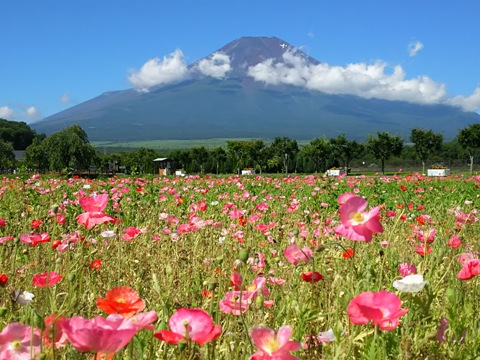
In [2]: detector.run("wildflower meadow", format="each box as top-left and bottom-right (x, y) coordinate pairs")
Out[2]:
(0, 172), (479, 359)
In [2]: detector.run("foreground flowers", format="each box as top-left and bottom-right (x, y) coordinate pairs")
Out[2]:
(347, 290), (409, 331)
(334, 195), (383, 242)
(249, 325), (302, 359)
(0, 323), (41, 359)
(154, 308), (222, 346)
(62, 315), (139, 354)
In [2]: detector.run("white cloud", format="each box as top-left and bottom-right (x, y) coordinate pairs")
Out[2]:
(408, 41), (424, 57)
(447, 86), (480, 111)
(247, 49), (448, 106)
(128, 49), (189, 92)
(0, 106), (15, 119)
(25, 106), (40, 121)
(196, 52), (231, 79)
(60, 93), (71, 104)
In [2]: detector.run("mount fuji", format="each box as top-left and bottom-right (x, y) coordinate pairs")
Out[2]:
(31, 36), (480, 141)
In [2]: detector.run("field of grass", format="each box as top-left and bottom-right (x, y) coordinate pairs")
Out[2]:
(0, 173), (479, 359)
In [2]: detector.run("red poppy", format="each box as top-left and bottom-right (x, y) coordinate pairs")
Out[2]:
(0, 273), (8, 287)
(342, 248), (354, 259)
(400, 185), (407, 191)
(301, 271), (323, 282)
(90, 259), (102, 271)
(32, 272), (63, 287)
(31, 219), (43, 229)
(96, 286), (145, 318)
(0, 218), (6, 227)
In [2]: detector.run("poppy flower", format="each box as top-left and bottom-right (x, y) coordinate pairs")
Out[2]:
(347, 290), (409, 331)
(457, 258), (480, 280)
(90, 259), (102, 271)
(97, 286), (145, 318)
(334, 195), (383, 242)
(31, 219), (42, 229)
(32, 272), (63, 287)
(342, 248), (354, 259)
(76, 194), (118, 230)
(0, 323), (41, 359)
(0, 273), (8, 287)
(42, 313), (68, 348)
(398, 263), (417, 277)
(393, 274), (426, 293)
(154, 308), (221, 346)
(61, 315), (139, 354)
(0, 218), (6, 227)
(249, 325), (302, 359)
(301, 271), (323, 283)
(284, 244), (313, 265)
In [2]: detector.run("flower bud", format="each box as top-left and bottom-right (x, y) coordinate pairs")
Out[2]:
(51, 204), (59, 214)
(0, 307), (7, 317)
(238, 248), (249, 263)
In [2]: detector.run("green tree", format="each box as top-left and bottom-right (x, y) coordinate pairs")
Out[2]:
(330, 134), (363, 173)
(0, 118), (38, 150)
(0, 139), (15, 171)
(125, 147), (158, 174)
(42, 125), (97, 171)
(24, 136), (48, 171)
(209, 146), (227, 174)
(410, 128), (443, 174)
(190, 146), (209, 174)
(267, 137), (299, 175)
(367, 132), (403, 175)
(226, 140), (265, 173)
(300, 137), (331, 173)
(457, 123), (480, 175)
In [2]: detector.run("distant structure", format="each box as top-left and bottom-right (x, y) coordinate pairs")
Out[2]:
(153, 158), (174, 176)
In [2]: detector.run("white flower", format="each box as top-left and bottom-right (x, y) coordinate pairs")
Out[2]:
(83, 184), (91, 189)
(318, 328), (336, 342)
(101, 230), (116, 238)
(393, 274), (426, 293)
(14, 290), (34, 306)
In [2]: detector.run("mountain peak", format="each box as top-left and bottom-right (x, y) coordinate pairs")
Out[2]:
(195, 36), (318, 77)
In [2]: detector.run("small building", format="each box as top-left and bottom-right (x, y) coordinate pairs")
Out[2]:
(153, 158), (174, 176)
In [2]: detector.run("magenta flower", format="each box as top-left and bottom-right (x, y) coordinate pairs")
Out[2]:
(457, 258), (480, 280)
(76, 194), (118, 230)
(0, 323), (41, 359)
(219, 290), (255, 315)
(334, 195), (383, 242)
(284, 244), (313, 265)
(347, 290), (409, 331)
(61, 315), (139, 354)
(249, 325), (302, 359)
(32, 271), (63, 287)
(398, 263), (417, 277)
(154, 308), (221, 346)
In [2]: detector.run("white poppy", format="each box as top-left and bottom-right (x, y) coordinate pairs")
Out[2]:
(14, 290), (34, 306)
(393, 274), (426, 293)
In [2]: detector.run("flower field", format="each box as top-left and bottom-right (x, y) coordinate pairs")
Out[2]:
(0, 172), (479, 359)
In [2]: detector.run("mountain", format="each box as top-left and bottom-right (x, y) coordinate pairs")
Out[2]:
(31, 36), (480, 142)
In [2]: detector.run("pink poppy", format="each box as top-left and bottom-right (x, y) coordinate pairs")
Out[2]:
(347, 290), (409, 331)
(447, 235), (462, 248)
(76, 194), (117, 230)
(0, 323), (42, 359)
(249, 325), (302, 360)
(121, 227), (146, 241)
(219, 290), (255, 315)
(284, 244), (313, 265)
(20, 232), (50, 247)
(334, 195), (383, 242)
(398, 263), (417, 277)
(61, 315), (139, 354)
(154, 308), (221, 346)
(457, 258), (480, 280)
(32, 272), (63, 287)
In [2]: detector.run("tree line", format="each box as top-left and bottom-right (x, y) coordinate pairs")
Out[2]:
(0, 118), (479, 175)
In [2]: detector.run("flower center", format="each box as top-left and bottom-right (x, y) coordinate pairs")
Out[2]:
(351, 212), (364, 224)
(11, 340), (23, 352)
(265, 339), (279, 354)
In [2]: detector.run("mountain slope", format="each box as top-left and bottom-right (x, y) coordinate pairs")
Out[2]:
(32, 36), (480, 141)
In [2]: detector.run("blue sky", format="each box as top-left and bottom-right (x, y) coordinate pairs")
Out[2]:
(1, 0), (480, 122)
